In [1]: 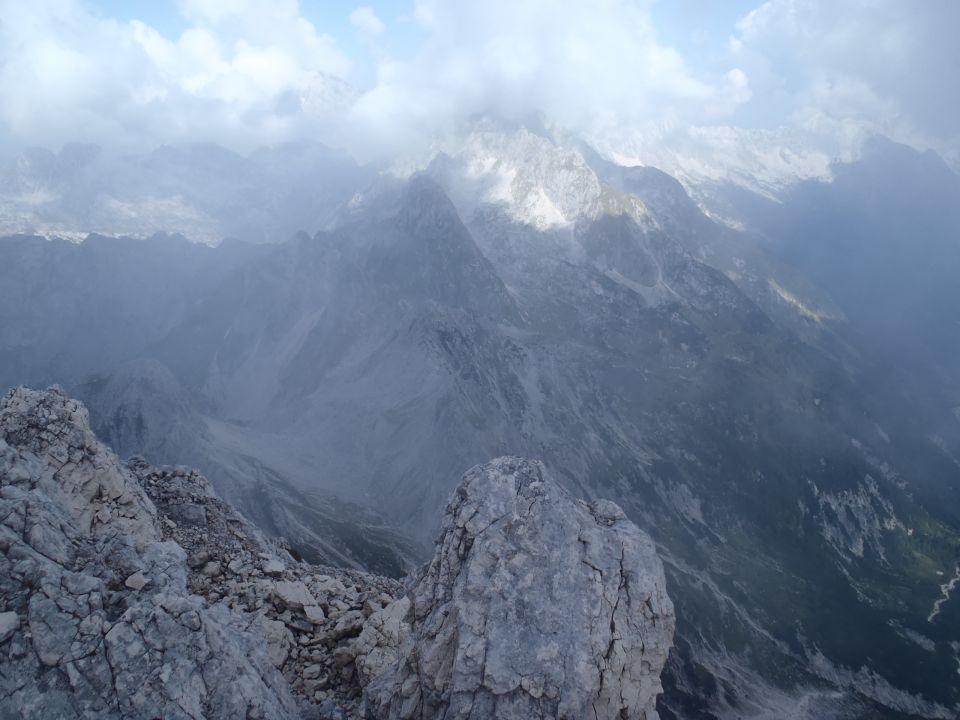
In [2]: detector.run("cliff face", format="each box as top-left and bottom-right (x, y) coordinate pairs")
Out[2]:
(364, 457), (675, 720)
(0, 387), (673, 719)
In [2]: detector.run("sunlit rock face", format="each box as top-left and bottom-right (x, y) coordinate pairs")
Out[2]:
(364, 457), (674, 720)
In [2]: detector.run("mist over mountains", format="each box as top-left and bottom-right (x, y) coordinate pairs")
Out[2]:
(1, 120), (958, 718)
(0, 140), (371, 244)
(2, 1), (959, 718)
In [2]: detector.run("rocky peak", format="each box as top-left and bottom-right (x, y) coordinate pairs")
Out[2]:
(0, 387), (398, 719)
(364, 456), (675, 720)
(0, 385), (159, 547)
(419, 125), (607, 230)
(331, 175), (520, 320)
(0, 390), (674, 719)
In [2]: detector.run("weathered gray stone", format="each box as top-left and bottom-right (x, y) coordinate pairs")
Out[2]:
(364, 457), (675, 720)
(124, 571), (149, 590)
(304, 604), (327, 624)
(330, 610), (366, 640)
(0, 387), (306, 720)
(263, 557), (286, 576)
(252, 614), (295, 668)
(353, 598), (410, 687)
(0, 386), (159, 547)
(273, 580), (318, 611)
(0, 611), (19, 643)
(1, 389), (672, 720)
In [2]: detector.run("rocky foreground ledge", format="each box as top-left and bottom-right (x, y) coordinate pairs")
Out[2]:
(0, 387), (674, 719)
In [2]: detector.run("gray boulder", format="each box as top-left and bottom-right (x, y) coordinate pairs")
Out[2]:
(0, 387), (304, 720)
(364, 456), (674, 720)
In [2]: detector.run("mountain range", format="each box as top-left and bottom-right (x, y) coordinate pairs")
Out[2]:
(0, 124), (958, 719)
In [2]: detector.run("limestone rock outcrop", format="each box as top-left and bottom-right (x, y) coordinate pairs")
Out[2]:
(0, 387), (401, 719)
(0, 387), (305, 719)
(0, 390), (674, 719)
(363, 456), (675, 720)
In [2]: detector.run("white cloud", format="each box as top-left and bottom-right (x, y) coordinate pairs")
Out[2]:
(346, 0), (752, 157)
(413, 2), (436, 30)
(0, 0), (351, 152)
(0, 0), (955, 168)
(727, 0), (960, 160)
(349, 6), (385, 38)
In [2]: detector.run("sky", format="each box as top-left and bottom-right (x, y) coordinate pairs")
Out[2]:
(0, 0), (957, 165)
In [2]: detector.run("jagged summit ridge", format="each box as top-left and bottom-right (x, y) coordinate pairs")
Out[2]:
(0, 388), (674, 719)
